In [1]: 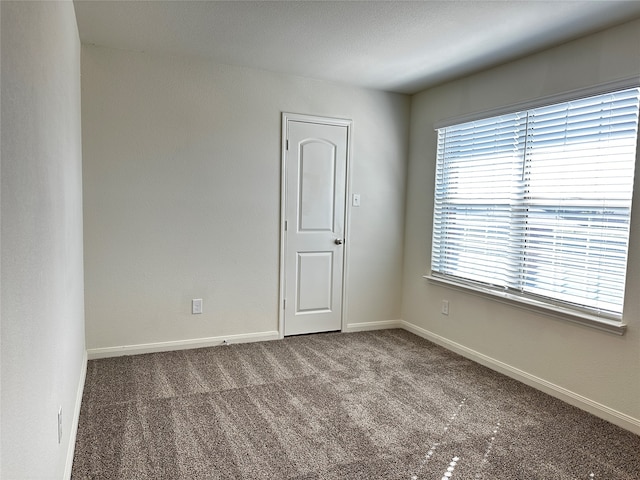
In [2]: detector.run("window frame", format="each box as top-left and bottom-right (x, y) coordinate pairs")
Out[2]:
(425, 78), (640, 335)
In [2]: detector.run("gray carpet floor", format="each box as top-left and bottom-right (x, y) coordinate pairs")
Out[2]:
(72, 329), (640, 479)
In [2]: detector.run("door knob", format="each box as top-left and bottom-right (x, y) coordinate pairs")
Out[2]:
(334, 238), (344, 245)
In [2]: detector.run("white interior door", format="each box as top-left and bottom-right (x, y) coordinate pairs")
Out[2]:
(282, 117), (349, 336)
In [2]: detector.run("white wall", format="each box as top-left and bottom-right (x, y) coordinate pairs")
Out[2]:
(1, 1), (86, 478)
(403, 19), (640, 433)
(81, 45), (409, 354)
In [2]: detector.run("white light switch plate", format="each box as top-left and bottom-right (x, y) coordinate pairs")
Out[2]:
(352, 194), (361, 207)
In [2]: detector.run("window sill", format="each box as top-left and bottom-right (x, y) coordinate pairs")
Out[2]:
(423, 275), (627, 336)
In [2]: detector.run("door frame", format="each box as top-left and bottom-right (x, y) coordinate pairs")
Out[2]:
(278, 112), (353, 338)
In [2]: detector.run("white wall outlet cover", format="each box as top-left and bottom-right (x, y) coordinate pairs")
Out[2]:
(57, 407), (63, 444)
(441, 300), (449, 315)
(192, 298), (203, 314)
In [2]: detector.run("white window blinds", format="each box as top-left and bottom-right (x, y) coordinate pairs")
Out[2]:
(432, 87), (640, 321)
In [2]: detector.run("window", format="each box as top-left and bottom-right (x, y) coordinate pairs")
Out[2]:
(431, 86), (640, 326)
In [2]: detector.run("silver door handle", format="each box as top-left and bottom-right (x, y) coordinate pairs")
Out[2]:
(334, 238), (343, 245)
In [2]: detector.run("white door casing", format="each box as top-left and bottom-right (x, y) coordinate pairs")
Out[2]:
(280, 114), (351, 336)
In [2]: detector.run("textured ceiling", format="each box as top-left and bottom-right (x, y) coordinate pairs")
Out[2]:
(73, 1), (640, 94)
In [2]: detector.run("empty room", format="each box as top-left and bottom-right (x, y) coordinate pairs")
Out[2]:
(2, 1), (640, 478)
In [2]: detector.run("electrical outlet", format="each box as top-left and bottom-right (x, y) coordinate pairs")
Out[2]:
(58, 406), (63, 444)
(192, 298), (203, 314)
(441, 299), (449, 316)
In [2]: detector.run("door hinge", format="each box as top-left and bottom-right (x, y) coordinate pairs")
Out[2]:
(283, 299), (286, 309)
(286, 139), (289, 150)
(284, 220), (288, 231)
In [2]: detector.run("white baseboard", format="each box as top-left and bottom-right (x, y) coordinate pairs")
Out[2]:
(64, 349), (87, 480)
(343, 319), (403, 332)
(87, 330), (280, 360)
(400, 320), (640, 436)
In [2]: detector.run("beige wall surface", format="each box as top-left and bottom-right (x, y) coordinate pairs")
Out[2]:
(403, 19), (640, 431)
(81, 45), (409, 352)
(1, 1), (86, 477)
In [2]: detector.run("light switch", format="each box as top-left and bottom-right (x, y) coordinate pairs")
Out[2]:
(352, 194), (361, 207)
